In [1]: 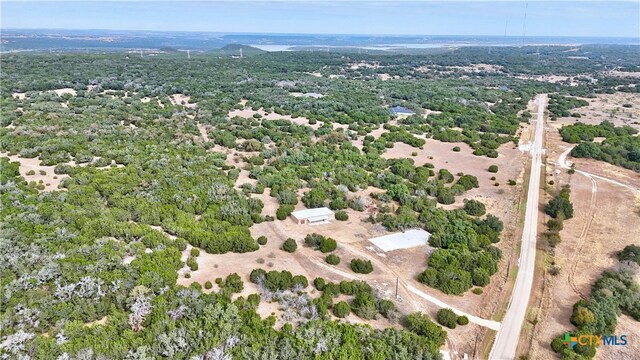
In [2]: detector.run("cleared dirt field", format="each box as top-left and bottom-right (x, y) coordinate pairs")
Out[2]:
(526, 126), (640, 360)
(1, 152), (67, 191)
(381, 138), (526, 216)
(554, 93), (640, 131)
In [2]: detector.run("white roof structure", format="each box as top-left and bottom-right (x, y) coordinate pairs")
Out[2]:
(291, 207), (334, 220)
(369, 229), (431, 252)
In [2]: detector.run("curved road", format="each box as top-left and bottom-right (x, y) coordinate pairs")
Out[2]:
(490, 94), (547, 360)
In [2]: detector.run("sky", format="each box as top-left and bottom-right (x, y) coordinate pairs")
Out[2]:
(1, 1), (639, 38)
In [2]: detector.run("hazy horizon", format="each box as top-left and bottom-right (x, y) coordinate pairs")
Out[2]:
(2, 1), (639, 38)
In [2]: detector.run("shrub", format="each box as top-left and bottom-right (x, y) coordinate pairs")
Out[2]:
(547, 218), (564, 232)
(457, 315), (469, 326)
(26, 170), (35, 175)
(291, 275), (309, 289)
(436, 308), (458, 329)
(276, 205), (295, 220)
(456, 174), (479, 190)
(508, 179), (517, 186)
(326, 253), (341, 265)
(225, 273), (244, 293)
(404, 313), (447, 346)
(335, 210), (349, 221)
(333, 301), (351, 318)
(488, 165), (499, 173)
(472, 288), (483, 295)
(351, 292), (377, 319)
(619, 244), (640, 265)
(184, 273), (191, 279)
(204, 281), (213, 289)
(257, 236), (268, 245)
(463, 199), (486, 216)
(350, 258), (374, 274)
(190, 248), (200, 257)
(313, 277), (325, 291)
(187, 256), (198, 271)
(305, 233), (337, 253)
(282, 238), (297, 253)
(319, 238), (337, 253)
(377, 299), (396, 317)
(452, 146), (461, 152)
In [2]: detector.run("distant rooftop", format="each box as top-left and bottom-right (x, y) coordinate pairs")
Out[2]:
(390, 106), (414, 115)
(291, 207), (334, 219)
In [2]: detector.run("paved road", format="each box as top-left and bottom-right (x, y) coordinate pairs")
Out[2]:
(490, 94), (546, 360)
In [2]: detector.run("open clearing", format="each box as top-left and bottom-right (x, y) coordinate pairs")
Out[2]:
(553, 93), (640, 131)
(0, 152), (67, 191)
(525, 123), (640, 360)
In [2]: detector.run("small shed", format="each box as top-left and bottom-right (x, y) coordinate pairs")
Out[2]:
(389, 106), (415, 118)
(291, 207), (334, 225)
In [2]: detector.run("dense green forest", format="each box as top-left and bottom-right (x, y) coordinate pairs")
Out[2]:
(1, 47), (638, 358)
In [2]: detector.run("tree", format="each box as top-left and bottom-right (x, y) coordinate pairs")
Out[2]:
(463, 199), (486, 216)
(350, 258), (373, 274)
(619, 244), (640, 265)
(457, 315), (469, 326)
(319, 237), (337, 253)
(257, 236), (268, 245)
(404, 312), (447, 346)
(351, 292), (377, 320)
(333, 301), (351, 318)
(335, 210), (349, 221)
(276, 205), (294, 220)
(326, 254), (340, 265)
(436, 308), (458, 329)
(488, 165), (499, 173)
(282, 238), (297, 253)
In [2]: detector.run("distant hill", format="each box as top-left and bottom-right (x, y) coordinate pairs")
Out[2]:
(209, 44), (266, 57)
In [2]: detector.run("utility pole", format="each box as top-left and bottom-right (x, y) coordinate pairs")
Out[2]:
(395, 277), (399, 299)
(239, 48), (243, 58)
(187, 50), (190, 59)
(140, 50), (143, 58)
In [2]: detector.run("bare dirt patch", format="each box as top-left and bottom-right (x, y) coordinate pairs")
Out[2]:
(169, 94), (197, 109)
(527, 127), (640, 360)
(553, 93), (640, 131)
(1, 152), (68, 191)
(52, 88), (77, 97)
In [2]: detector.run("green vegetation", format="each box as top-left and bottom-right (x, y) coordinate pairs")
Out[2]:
(334, 210), (349, 221)
(282, 238), (297, 253)
(544, 185), (574, 219)
(350, 258), (374, 274)
(3, 45), (637, 359)
(488, 165), (499, 173)
(560, 121), (639, 172)
(333, 301), (351, 318)
(463, 199), (487, 216)
(325, 253), (341, 265)
(551, 245), (640, 359)
(548, 94), (589, 118)
(436, 308), (459, 329)
(304, 233), (337, 253)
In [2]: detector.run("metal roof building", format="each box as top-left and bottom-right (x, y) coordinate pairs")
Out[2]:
(389, 106), (415, 118)
(291, 207), (334, 225)
(369, 229), (431, 252)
